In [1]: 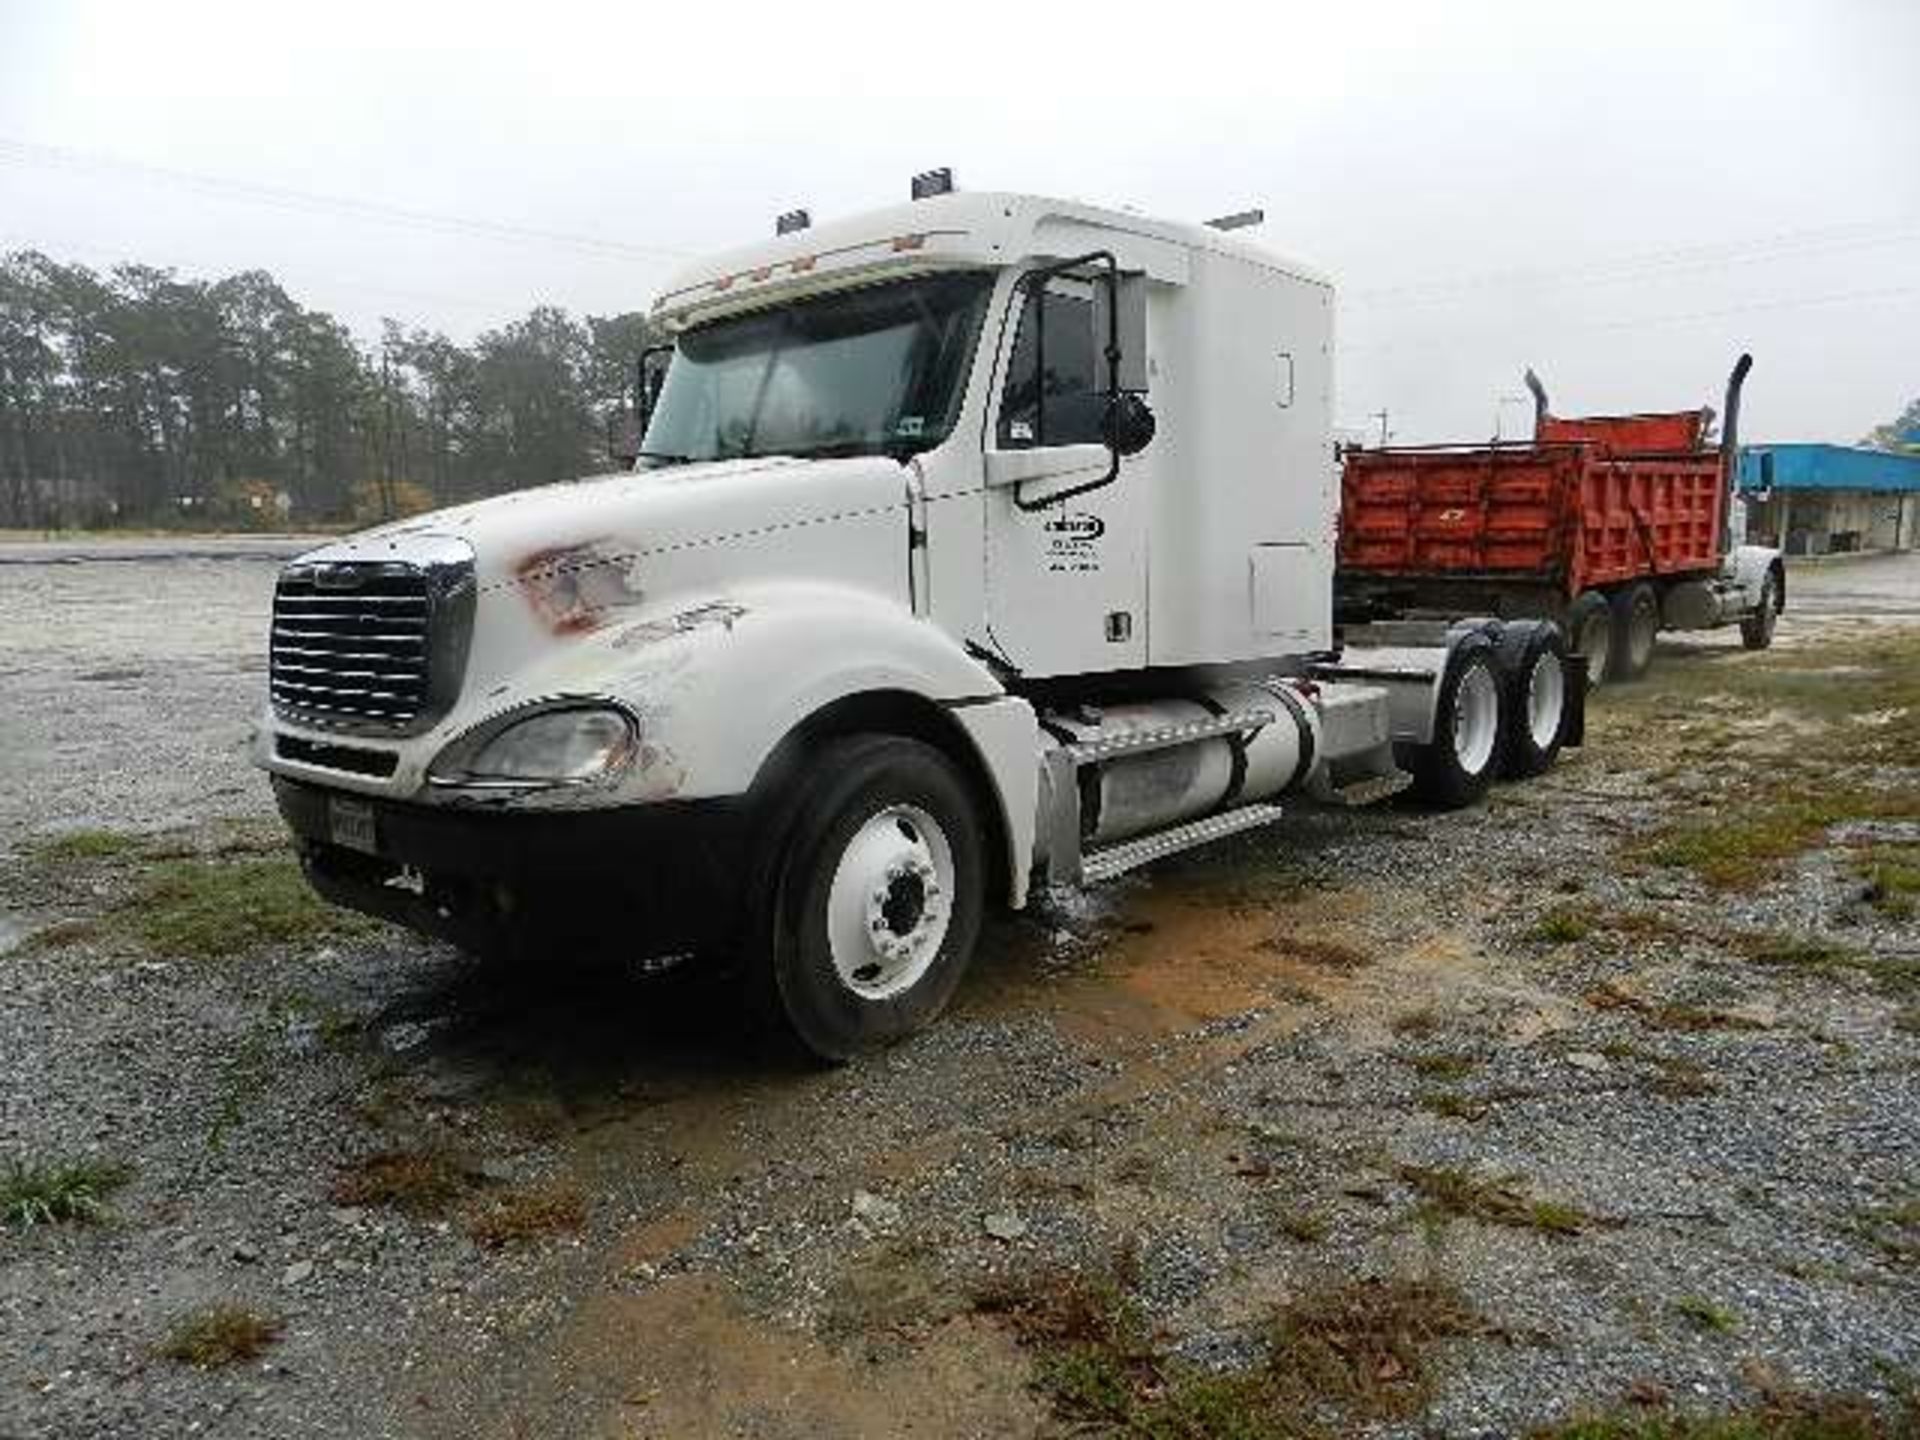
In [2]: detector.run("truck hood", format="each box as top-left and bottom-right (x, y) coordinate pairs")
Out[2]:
(336, 453), (907, 599)
(290, 453), (914, 702)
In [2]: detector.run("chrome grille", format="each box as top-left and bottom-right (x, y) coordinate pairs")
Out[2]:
(269, 542), (474, 735)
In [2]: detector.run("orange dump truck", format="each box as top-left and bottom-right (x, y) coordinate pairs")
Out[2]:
(1335, 357), (1785, 684)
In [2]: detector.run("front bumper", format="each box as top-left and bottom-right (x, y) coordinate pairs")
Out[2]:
(272, 776), (750, 958)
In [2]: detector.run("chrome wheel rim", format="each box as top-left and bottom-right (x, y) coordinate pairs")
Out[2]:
(825, 804), (954, 1000)
(1526, 651), (1566, 750)
(1453, 663), (1500, 777)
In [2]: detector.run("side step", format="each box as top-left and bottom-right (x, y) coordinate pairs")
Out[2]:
(1320, 769), (1414, 807)
(1080, 803), (1286, 885)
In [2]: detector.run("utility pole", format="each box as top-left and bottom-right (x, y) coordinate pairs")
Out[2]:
(379, 342), (397, 521)
(1372, 408), (1391, 448)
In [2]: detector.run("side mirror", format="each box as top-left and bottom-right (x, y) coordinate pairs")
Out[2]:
(1107, 393), (1156, 457)
(634, 342), (674, 449)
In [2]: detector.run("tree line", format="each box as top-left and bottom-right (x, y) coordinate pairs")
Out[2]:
(0, 250), (652, 529)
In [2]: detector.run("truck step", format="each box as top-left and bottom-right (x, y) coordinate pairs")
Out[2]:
(1080, 803), (1286, 885)
(1061, 709), (1276, 765)
(1322, 768), (1413, 807)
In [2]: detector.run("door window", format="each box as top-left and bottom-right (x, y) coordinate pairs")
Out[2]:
(997, 285), (1107, 448)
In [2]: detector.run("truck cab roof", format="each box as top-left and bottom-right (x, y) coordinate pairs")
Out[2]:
(650, 190), (1331, 331)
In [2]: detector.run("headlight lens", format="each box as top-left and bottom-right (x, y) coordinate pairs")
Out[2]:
(447, 706), (637, 783)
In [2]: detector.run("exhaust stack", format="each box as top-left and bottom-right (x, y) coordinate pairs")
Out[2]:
(1524, 368), (1549, 439)
(1720, 353), (1753, 555)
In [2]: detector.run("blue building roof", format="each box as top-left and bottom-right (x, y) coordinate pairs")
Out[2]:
(1739, 443), (1920, 494)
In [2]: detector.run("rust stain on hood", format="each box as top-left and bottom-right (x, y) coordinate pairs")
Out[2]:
(514, 540), (645, 635)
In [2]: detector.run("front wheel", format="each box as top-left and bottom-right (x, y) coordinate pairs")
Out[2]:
(746, 735), (985, 1062)
(1741, 570), (1780, 650)
(1405, 639), (1503, 809)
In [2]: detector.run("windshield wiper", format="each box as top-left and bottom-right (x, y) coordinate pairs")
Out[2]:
(637, 450), (696, 465)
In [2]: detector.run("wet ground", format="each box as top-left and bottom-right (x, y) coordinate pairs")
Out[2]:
(1, 545), (1917, 1439)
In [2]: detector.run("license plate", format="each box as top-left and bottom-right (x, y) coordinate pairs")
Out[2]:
(328, 795), (379, 855)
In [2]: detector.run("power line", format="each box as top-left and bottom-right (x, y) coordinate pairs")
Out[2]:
(1343, 216), (1920, 309)
(0, 136), (700, 265)
(0, 228), (538, 322)
(1339, 283), (1920, 357)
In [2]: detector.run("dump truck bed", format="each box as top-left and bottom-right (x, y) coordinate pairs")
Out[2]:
(1337, 415), (1727, 599)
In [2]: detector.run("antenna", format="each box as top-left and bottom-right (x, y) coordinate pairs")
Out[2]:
(1204, 208), (1264, 232)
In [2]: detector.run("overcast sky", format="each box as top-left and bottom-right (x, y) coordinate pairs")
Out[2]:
(3, 0), (1916, 444)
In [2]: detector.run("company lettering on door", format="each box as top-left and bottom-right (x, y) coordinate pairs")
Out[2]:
(1044, 512), (1105, 574)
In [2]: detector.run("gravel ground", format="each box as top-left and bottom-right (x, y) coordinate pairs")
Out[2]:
(1, 547), (1917, 1439)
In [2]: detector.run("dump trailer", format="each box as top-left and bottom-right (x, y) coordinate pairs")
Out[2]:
(255, 178), (1588, 1060)
(1336, 360), (1785, 684)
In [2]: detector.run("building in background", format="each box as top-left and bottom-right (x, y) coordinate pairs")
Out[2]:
(1736, 444), (1920, 554)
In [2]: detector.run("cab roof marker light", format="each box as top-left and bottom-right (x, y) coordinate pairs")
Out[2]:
(892, 234), (927, 252)
(910, 167), (953, 200)
(790, 256), (816, 273)
(1205, 208), (1266, 232)
(750, 266), (772, 282)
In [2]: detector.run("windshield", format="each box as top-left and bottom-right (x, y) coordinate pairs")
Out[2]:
(641, 272), (993, 464)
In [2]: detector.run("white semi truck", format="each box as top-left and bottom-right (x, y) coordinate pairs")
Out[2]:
(257, 177), (1583, 1059)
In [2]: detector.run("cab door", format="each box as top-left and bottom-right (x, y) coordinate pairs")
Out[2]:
(981, 275), (1149, 677)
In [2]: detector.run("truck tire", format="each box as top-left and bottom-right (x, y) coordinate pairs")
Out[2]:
(745, 735), (984, 1062)
(1608, 582), (1659, 681)
(1496, 625), (1569, 778)
(1741, 568), (1780, 650)
(1565, 591), (1613, 688)
(1405, 637), (1502, 809)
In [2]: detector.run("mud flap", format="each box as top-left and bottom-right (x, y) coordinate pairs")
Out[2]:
(1561, 655), (1588, 748)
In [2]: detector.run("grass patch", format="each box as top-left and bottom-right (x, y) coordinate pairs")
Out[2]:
(1730, 930), (1920, 1000)
(1399, 1165), (1590, 1237)
(1649, 1059), (1720, 1099)
(1853, 1198), (1920, 1267)
(32, 829), (147, 863)
(1420, 1093), (1488, 1122)
(0, 1157), (131, 1227)
(1530, 906), (1594, 945)
(1637, 792), (1918, 892)
(157, 1305), (281, 1367)
(116, 856), (382, 960)
(1531, 1391), (1903, 1438)
(1673, 1296), (1739, 1334)
(331, 1149), (473, 1216)
(1739, 933), (1860, 969)
(976, 1263), (1483, 1437)
(1408, 1053), (1478, 1081)
(464, 1181), (587, 1249)
(21, 918), (101, 952)
(1858, 844), (1920, 921)
(1266, 1278), (1486, 1421)
(1585, 982), (1763, 1033)
(1273, 1210), (1330, 1244)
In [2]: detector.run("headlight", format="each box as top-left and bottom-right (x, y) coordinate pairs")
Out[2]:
(430, 704), (637, 786)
